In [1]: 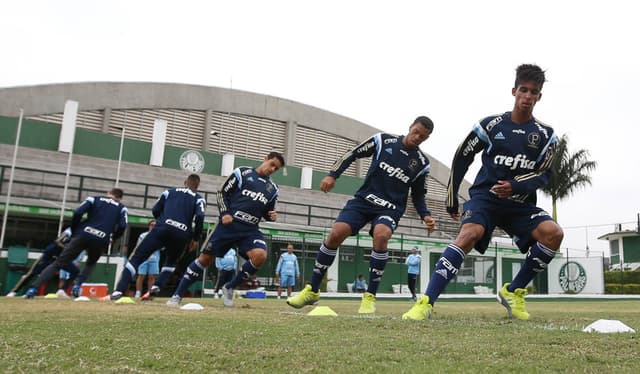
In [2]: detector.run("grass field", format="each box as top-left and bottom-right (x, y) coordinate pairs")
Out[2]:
(1, 296), (639, 373)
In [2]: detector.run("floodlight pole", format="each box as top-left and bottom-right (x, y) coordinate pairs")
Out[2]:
(57, 100), (78, 236)
(57, 151), (73, 235)
(115, 126), (125, 188)
(585, 226), (590, 257)
(0, 109), (24, 249)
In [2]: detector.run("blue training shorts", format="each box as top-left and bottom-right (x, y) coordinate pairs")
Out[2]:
(138, 251), (160, 275)
(204, 222), (267, 260)
(461, 192), (555, 254)
(335, 197), (402, 236)
(279, 274), (295, 287)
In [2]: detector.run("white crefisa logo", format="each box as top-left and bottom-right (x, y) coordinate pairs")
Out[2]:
(559, 261), (587, 293)
(179, 150), (205, 173)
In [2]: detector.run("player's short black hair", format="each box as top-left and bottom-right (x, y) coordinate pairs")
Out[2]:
(110, 188), (124, 199)
(515, 64), (546, 89)
(413, 116), (434, 131)
(186, 174), (200, 189)
(267, 151), (285, 167)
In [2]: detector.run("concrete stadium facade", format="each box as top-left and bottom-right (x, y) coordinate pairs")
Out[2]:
(0, 82), (470, 238)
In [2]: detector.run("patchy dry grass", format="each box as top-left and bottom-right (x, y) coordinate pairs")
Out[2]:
(1, 297), (638, 373)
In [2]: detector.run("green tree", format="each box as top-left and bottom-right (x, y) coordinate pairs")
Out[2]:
(542, 134), (597, 221)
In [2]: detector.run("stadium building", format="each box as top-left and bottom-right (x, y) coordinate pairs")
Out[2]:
(0, 82), (537, 297)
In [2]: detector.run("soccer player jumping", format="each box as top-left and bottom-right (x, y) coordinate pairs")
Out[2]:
(287, 116), (436, 314)
(403, 64), (563, 321)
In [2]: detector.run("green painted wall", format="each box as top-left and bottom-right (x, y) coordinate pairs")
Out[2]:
(311, 169), (360, 195)
(74, 129), (152, 163)
(1, 116), (59, 150)
(0, 115), (366, 196)
(623, 236), (640, 262)
(273, 165), (302, 187)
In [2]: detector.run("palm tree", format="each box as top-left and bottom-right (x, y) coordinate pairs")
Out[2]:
(542, 134), (597, 221)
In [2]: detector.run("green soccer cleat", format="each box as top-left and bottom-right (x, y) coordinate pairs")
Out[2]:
(498, 283), (530, 320)
(286, 284), (319, 309)
(402, 295), (433, 320)
(358, 292), (376, 314)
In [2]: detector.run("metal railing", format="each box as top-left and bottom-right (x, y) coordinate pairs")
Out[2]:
(0, 164), (460, 238)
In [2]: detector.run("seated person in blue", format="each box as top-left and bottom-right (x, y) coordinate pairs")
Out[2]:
(353, 274), (367, 293)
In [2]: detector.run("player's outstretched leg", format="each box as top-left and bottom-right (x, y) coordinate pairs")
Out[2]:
(222, 260), (260, 307)
(166, 259), (207, 305)
(498, 242), (555, 320)
(358, 249), (388, 314)
(287, 243), (336, 309)
(104, 262), (137, 301)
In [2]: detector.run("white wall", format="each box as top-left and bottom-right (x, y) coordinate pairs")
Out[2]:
(548, 257), (604, 294)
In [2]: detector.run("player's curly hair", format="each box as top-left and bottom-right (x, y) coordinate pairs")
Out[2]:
(515, 64), (546, 89)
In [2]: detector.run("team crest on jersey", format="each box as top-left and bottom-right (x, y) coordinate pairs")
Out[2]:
(179, 150), (205, 173)
(527, 133), (541, 149)
(266, 183), (274, 193)
(408, 159), (419, 172)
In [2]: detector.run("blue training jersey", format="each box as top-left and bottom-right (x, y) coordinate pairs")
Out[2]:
(216, 248), (237, 271)
(328, 132), (431, 218)
(446, 112), (558, 212)
(217, 166), (279, 227)
(405, 253), (421, 275)
(71, 195), (128, 243)
(152, 187), (206, 240)
(276, 252), (299, 277)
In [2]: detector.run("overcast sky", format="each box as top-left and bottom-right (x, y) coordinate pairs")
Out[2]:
(2, 1), (638, 256)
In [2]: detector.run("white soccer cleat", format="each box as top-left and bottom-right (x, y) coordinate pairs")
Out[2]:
(166, 295), (182, 307)
(221, 285), (234, 307)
